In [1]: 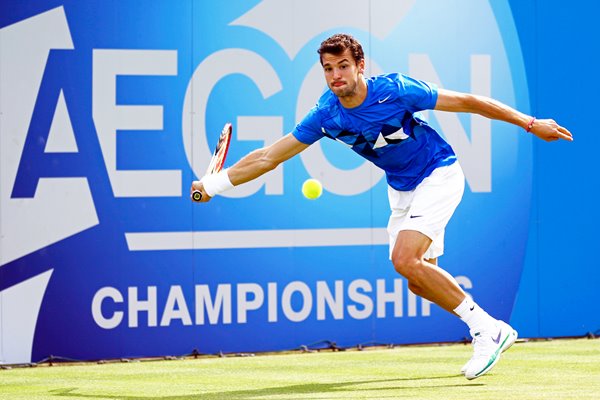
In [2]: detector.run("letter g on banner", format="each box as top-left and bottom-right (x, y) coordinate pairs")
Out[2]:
(182, 49), (282, 197)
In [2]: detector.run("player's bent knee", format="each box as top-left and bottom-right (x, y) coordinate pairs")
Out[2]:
(391, 254), (423, 281)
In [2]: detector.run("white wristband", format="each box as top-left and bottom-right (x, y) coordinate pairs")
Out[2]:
(201, 169), (234, 197)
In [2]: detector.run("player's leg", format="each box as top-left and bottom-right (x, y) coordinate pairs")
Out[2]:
(392, 231), (516, 378)
(387, 162), (517, 379)
(391, 230), (464, 312)
(388, 162), (468, 312)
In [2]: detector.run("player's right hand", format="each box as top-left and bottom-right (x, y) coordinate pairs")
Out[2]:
(190, 180), (212, 203)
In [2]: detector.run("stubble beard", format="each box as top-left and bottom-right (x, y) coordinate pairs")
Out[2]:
(331, 77), (358, 99)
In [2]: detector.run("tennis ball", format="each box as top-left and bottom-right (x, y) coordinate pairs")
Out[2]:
(302, 178), (323, 200)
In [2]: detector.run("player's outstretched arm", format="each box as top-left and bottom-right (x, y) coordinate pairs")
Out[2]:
(228, 133), (309, 185)
(434, 88), (573, 142)
(190, 133), (309, 202)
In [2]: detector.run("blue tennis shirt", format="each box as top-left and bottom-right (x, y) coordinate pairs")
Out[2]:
(292, 73), (456, 191)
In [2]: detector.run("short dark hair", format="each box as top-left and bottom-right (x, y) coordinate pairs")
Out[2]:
(318, 33), (364, 66)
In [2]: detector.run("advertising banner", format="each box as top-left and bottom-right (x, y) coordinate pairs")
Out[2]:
(0, 0), (531, 364)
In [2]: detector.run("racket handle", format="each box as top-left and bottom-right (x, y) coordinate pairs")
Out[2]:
(191, 190), (202, 202)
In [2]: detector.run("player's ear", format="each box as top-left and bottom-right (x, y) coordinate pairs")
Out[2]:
(358, 59), (365, 74)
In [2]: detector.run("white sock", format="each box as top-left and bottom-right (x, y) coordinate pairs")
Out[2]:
(453, 296), (497, 335)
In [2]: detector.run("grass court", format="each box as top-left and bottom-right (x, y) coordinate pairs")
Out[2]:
(1, 337), (599, 399)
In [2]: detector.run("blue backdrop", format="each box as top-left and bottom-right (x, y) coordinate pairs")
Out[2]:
(507, 0), (599, 338)
(0, 0), (597, 364)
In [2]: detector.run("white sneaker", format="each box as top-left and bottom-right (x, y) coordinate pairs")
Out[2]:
(464, 321), (518, 380)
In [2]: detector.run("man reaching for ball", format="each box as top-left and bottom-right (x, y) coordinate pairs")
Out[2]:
(190, 33), (573, 380)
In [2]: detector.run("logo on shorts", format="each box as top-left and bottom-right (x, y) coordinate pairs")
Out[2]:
(409, 215), (423, 219)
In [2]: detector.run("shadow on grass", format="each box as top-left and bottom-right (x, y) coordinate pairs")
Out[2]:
(49, 375), (483, 399)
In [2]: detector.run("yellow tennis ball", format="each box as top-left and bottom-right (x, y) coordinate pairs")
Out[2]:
(302, 178), (323, 200)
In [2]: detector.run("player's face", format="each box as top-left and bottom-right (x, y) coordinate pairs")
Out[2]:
(321, 49), (365, 99)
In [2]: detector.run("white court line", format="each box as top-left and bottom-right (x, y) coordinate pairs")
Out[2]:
(125, 228), (389, 251)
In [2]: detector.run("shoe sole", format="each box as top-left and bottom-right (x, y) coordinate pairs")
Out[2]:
(465, 326), (518, 380)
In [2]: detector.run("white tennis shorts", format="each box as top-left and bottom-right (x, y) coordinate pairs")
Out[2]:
(387, 162), (465, 260)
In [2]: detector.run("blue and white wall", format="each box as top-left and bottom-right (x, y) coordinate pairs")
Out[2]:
(0, 0), (597, 364)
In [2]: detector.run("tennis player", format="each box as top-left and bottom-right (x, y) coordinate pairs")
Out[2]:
(191, 33), (573, 379)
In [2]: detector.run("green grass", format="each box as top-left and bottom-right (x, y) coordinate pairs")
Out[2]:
(1, 338), (599, 399)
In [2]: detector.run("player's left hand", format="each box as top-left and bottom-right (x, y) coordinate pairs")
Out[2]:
(529, 118), (573, 142)
(190, 180), (212, 203)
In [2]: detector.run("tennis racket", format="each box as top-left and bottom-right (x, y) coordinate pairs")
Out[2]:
(191, 122), (233, 202)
